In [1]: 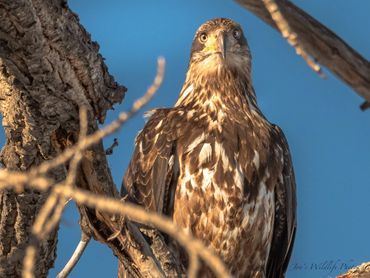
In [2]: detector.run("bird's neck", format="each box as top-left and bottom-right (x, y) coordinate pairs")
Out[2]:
(175, 66), (257, 115)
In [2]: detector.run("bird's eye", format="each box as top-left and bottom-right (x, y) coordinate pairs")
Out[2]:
(199, 32), (208, 43)
(232, 28), (241, 39)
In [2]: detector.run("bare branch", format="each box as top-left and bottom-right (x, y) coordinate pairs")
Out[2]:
(188, 252), (200, 278)
(43, 107), (89, 235)
(22, 245), (37, 278)
(56, 232), (91, 278)
(23, 107), (89, 277)
(105, 138), (119, 155)
(235, 0), (370, 108)
(261, 0), (323, 76)
(0, 172), (52, 191)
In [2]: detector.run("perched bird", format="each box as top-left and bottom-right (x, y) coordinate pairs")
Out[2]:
(122, 18), (296, 278)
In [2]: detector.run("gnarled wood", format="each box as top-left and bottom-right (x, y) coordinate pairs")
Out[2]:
(0, 1), (185, 277)
(0, 0), (124, 276)
(234, 0), (370, 108)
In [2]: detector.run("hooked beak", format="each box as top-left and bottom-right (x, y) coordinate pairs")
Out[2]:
(217, 31), (227, 60)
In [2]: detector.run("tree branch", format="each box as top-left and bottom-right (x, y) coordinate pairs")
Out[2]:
(338, 261), (370, 278)
(234, 0), (370, 109)
(56, 231), (91, 278)
(260, 0), (323, 76)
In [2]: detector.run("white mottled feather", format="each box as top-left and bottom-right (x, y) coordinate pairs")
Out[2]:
(253, 150), (260, 170)
(186, 133), (205, 153)
(199, 143), (212, 164)
(175, 84), (194, 106)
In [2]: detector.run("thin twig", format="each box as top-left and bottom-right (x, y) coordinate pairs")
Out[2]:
(31, 192), (60, 238)
(22, 244), (37, 278)
(105, 138), (119, 155)
(31, 107), (88, 239)
(43, 107), (88, 235)
(261, 0), (324, 77)
(0, 171), (51, 191)
(360, 101), (370, 111)
(56, 231), (91, 278)
(23, 108), (89, 277)
(188, 252), (200, 278)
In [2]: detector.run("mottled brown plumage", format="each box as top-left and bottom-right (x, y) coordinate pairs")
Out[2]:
(122, 18), (296, 278)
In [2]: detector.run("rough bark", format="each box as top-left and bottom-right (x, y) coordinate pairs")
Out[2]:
(0, 0), (125, 277)
(0, 1), (184, 278)
(234, 0), (370, 108)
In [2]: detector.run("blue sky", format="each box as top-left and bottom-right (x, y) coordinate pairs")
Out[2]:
(45, 1), (370, 277)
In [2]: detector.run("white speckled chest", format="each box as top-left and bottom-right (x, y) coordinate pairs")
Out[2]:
(173, 117), (278, 277)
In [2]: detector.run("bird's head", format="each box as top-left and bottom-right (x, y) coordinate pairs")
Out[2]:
(177, 18), (256, 109)
(188, 18), (251, 76)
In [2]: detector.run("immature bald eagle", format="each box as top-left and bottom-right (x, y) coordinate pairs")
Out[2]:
(122, 18), (296, 278)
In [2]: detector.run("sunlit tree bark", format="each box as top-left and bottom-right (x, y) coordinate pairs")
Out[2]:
(0, 0), (124, 276)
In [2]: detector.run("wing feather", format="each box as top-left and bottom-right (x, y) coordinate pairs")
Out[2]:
(122, 109), (179, 214)
(267, 125), (297, 278)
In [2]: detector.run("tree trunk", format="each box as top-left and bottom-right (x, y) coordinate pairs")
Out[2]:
(0, 0), (125, 276)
